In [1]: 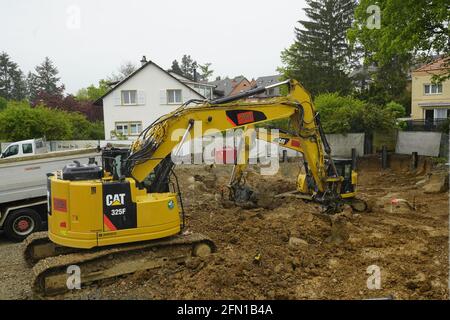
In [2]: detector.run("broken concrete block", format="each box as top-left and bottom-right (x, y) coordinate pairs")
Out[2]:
(415, 179), (427, 187)
(325, 215), (349, 244)
(423, 172), (449, 194)
(375, 192), (415, 214)
(288, 237), (308, 248)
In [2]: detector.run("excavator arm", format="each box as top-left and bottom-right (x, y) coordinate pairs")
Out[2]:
(125, 80), (333, 197)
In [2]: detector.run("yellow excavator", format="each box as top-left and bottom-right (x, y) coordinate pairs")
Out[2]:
(226, 125), (367, 211)
(23, 79), (361, 295)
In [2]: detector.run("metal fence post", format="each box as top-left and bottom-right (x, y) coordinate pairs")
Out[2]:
(411, 152), (418, 170)
(381, 145), (388, 169)
(351, 148), (357, 170)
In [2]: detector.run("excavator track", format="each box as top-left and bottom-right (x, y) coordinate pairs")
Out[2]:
(24, 232), (215, 297)
(22, 232), (81, 267)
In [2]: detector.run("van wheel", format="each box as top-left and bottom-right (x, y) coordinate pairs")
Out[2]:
(4, 209), (42, 242)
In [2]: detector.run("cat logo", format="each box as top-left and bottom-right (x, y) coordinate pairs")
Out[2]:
(274, 137), (289, 145)
(105, 193), (126, 206)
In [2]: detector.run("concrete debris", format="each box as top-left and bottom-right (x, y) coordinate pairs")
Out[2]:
(326, 215), (349, 244)
(422, 172), (449, 194)
(288, 237), (309, 249)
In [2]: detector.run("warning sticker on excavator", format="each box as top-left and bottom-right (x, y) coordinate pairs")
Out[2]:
(237, 111), (255, 125)
(225, 110), (267, 126)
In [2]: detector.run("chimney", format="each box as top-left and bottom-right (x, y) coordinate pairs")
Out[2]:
(193, 68), (198, 82)
(140, 55), (147, 66)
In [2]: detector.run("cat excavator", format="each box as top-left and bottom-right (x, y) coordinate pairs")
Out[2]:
(23, 79), (360, 296)
(226, 125), (367, 212)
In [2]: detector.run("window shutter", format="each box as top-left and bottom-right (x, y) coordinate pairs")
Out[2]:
(138, 91), (146, 105)
(160, 90), (167, 105)
(114, 91), (121, 106)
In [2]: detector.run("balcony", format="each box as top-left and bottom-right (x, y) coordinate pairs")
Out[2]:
(403, 118), (449, 132)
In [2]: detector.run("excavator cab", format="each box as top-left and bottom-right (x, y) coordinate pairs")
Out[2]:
(328, 158), (355, 196)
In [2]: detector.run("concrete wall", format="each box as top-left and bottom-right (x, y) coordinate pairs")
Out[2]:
(396, 131), (442, 156)
(325, 133), (365, 157)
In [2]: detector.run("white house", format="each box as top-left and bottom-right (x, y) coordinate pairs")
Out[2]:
(95, 57), (207, 140)
(169, 72), (215, 100)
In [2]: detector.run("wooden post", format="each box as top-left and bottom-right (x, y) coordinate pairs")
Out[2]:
(351, 148), (357, 170)
(381, 145), (388, 169)
(411, 152), (418, 170)
(282, 150), (287, 163)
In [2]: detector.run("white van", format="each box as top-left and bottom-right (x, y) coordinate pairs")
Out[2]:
(1, 138), (48, 159)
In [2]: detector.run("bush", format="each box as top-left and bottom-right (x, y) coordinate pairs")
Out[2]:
(0, 101), (104, 141)
(314, 93), (398, 134)
(314, 93), (365, 133)
(385, 101), (406, 118)
(437, 118), (450, 134)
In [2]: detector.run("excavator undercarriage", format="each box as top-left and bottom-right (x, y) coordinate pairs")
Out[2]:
(23, 231), (215, 296)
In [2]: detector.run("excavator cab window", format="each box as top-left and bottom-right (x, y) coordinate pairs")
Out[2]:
(102, 148), (130, 179)
(331, 159), (354, 194)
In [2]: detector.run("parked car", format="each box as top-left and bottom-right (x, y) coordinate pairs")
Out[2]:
(1, 138), (48, 159)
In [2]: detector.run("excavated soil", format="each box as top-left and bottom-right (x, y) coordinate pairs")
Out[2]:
(0, 159), (448, 300)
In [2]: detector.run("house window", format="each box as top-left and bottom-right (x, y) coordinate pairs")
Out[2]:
(130, 122), (142, 135)
(115, 121), (142, 136)
(434, 108), (448, 120)
(167, 89), (182, 104)
(424, 84), (443, 95)
(121, 90), (137, 105)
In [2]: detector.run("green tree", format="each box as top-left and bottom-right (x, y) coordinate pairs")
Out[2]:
(198, 63), (214, 81)
(348, 0), (450, 81)
(280, 0), (357, 95)
(314, 93), (398, 134)
(180, 55), (198, 81)
(0, 52), (27, 100)
(107, 61), (137, 83)
(28, 57), (65, 102)
(354, 55), (412, 110)
(169, 60), (183, 76)
(76, 80), (110, 101)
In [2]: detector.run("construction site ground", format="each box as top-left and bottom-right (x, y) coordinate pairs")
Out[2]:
(0, 156), (448, 300)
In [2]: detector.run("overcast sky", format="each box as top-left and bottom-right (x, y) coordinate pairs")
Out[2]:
(1, 0), (307, 93)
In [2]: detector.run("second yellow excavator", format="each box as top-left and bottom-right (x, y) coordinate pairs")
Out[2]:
(225, 125), (367, 212)
(23, 79), (362, 295)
